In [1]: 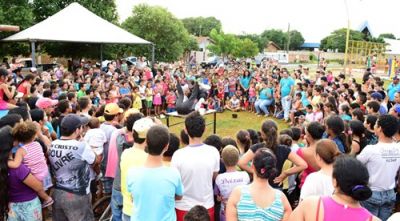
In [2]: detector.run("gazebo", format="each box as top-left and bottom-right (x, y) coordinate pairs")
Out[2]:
(1, 2), (153, 67)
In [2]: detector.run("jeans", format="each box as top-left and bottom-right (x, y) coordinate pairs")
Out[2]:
(281, 96), (291, 121)
(361, 189), (396, 221)
(101, 177), (114, 194)
(255, 99), (273, 115)
(122, 213), (130, 221)
(52, 189), (94, 221)
(8, 197), (42, 221)
(111, 189), (123, 221)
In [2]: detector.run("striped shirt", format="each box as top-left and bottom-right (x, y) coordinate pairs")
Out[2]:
(237, 185), (284, 221)
(22, 141), (48, 181)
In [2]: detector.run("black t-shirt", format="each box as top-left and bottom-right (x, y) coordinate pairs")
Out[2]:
(250, 142), (291, 187)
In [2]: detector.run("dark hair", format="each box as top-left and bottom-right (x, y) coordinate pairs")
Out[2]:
(0, 114), (22, 128)
(291, 127), (302, 141)
(0, 126), (13, 219)
(43, 90), (52, 98)
(67, 92), (76, 101)
(377, 114), (399, 138)
(78, 96), (91, 110)
(8, 106), (30, 121)
(204, 134), (223, 152)
(349, 120), (368, 153)
(261, 120), (278, 152)
(133, 131), (146, 144)
(352, 108), (365, 122)
(247, 129), (260, 145)
(184, 205), (210, 221)
(279, 128), (293, 138)
(57, 99), (70, 114)
(185, 111), (205, 138)
(365, 115), (378, 130)
(236, 130), (251, 153)
(366, 101), (380, 113)
(124, 113), (143, 132)
(253, 148), (278, 180)
(279, 134), (292, 147)
(340, 104), (351, 116)
(118, 97), (132, 111)
(146, 125), (170, 156)
(358, 92), (367, 104)
(104, 113), (117, 121)
(316, 139), (341, 164)
(306, 122), (325, 140)
(333, 155), (372, 201)
(88, 117), (100, 129)
(350, 102), (360, 110)
(164, 133), (180, 158)
(12, 121), (37, 143)
(30, 109), (45, 122)
(221, 137), (237, 149)
(180, 129), (189, 146)
(326, 115), (349, 153)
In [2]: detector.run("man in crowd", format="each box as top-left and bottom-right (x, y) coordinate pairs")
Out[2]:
(49, 114), (100, 221)
(171, 111), (220, 221)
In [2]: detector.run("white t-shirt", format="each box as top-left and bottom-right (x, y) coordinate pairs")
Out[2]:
(171, 143), (220, 211)
(357, 142), (400, 191)
(215, 171), (250, 211)
(300, 170), (334, 200)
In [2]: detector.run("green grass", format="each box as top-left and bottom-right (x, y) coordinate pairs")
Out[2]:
(161, 111), (289, 138)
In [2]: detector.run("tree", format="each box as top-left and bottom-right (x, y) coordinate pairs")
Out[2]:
(288, 30), (305, 50)
(320, 28), (364, 52)
(237, 34), (264, 53)
(208, 29), (238, 59)
(0, 0), (34, 57)
(182, 17), (222, 36)
(122, 4), (190, 62)
(232, 38), (259, 58)
(378, 33), (396, 40)
(260, 29), (287, 49)
(32, 0), (119, 59)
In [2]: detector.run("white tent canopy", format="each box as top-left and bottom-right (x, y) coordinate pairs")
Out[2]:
(2, 2), (153, 66)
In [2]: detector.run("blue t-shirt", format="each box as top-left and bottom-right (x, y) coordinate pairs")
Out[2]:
(127, 166), (183, 221)
(119, 87), (130, 96)
(300, 91), (310, 107)
(259, 88), (273, 100)
(280, 77), (295, 97)
(240, 76), (251, 90)
(387, 83), (400, 101)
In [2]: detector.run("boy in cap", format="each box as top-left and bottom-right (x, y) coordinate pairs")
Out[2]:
(127, 125), (183, 221)
(120, 117), (156, 220)
(49, 114), (101, 221)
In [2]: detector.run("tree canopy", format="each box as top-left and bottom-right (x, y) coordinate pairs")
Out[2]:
(182, 17), (222, 36)
(122, 4), (190, 62)
(320, 28), (365, 52)
(0, 0), (34, 57)
(378, 33), (396, 40)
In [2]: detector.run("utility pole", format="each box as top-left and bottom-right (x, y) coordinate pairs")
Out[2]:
(286, 23), (291, 53)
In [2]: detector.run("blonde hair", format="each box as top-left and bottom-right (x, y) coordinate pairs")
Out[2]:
(221, 145), (239, 167)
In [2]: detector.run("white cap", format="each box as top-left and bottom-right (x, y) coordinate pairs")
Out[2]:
(132, 118), (155, 139)
(30, 67), (37, 72)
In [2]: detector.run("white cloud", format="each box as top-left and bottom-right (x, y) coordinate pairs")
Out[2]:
(115, 0), (400, 42)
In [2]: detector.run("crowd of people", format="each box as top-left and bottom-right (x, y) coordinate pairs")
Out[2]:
(0, 57), (400, 221)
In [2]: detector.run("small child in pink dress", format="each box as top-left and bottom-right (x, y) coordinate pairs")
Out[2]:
(8, 121), (53, 207)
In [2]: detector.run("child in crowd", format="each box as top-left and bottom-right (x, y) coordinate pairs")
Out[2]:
(145, 82), (153, 116)
(184, 205), (211, 221)
(132, 86), (143, 111)
(215, 145), (250, 221)
(166, 90), (177, 113)
(8, 121), (53, 207)
(84, 117), (107, 169)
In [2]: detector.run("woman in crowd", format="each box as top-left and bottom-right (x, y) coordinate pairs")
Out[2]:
(0, 68), (17, 110)
(290, 155), (379, 221)
(238, 120), (307, 187)
(0, 126), (47, 221)
(254, 81), (274, 117)
(226, 148), (292, 221)
(349, 120), (368, 155)
(296, 122), (325, 187)
(300, 139), (341, 200)
(325, 115), (349, 153)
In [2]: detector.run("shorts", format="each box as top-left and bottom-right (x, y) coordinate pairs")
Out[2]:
(145, 100), (153, 108)
(249, 96), (256, 103)
(42, 171), (53, 191)
(294, 111), (305, 117)
(8, 197), (42, 221)
(52, 189), (94, 221)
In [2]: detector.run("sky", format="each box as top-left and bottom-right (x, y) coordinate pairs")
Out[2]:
(115, 0), (400, 42)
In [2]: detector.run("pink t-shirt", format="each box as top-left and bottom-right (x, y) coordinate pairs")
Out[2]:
(105, 129), (125, 178)
(249, 87), (256, 97)
(22, 141), (48, 181)
(321, 196), (372, 221)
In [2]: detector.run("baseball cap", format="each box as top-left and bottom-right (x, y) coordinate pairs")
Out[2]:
(104, 103), (123, 115)
(61, 114), (88, 132)
(371, 92), (383, 101)
(132, 118), (155, 139)
(30, 67), (37, 73)
(35, 97), (58, 109)
(124, 108), (140, 119)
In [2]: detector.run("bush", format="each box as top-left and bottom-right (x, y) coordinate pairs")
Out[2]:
(309, 53), (317, 61)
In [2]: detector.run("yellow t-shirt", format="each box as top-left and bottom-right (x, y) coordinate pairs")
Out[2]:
(120, 146), (148, 216)
(132, 93), (142, 110)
